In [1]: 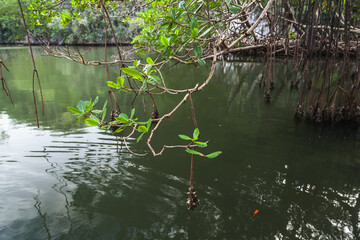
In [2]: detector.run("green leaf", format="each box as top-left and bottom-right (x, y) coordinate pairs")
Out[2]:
(193, 42), (203, 57)
(146, 118), (152, 130)
(130, 108), (135, 120)
(191, 28), (199, 39)
(160, 35), (170, 47)
(195, 141), (207, 148)
(193, 128), (200, 140)
(91, 115), (100, 123)
(176, 38), (191, 54)
(115, 113), (129, 123)
(190, 17), (198, 30)
(149, 75), (161, 84)
(93, 96), (99, 106)
(113, 127), (125, 134)
(117, 76), (125, 88)
(87, 101), (94, 111)
(146, 57), (154, 65)
(206, 151), (222, 159)
(138, 125), (148, 133)
(67, 106), (83, 115)
(101, 100), (107, 122)
(119, 113), (129, 120)
(185, 149), (204, 156)
(134, 59), (139, 67)
(92, 110), (102, 115)
(137, 133), (145, 142)
(121, 68), (143, 80)
(171, 9), (176, 19)
(107, 81), (118, 88)
(178, 134), (192, 140)
(199, 26), (213, 38)
(194, 3), (204, 14)
(230, 4), (242, 13)
(76, 100), (86, 113)
(115, 117), (127, 123)
(85, 118), (100, 126)
(197, 59), (206, 66)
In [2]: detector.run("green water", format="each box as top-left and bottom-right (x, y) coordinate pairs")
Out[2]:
(1, 47), (360, 239)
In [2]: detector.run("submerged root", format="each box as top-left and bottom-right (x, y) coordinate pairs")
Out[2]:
(270, 81), (274, 90)
(295, 104), (304, 119)
(295, 104), (360, 126)
(186, 187), (200, 210)
(315, 108), (323, 123)
(322, 108), (331, 123)
(264, 90), (271, 103)
(305, 106), (315, 121)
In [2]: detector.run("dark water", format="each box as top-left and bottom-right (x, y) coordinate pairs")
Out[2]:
(0, 47), (360, 239)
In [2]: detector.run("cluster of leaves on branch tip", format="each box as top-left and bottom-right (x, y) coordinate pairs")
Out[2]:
(67, 97), (152, 143)
(132, 0), (222, 64)
(179, 128), (222, 159)
(107, 57), (161, 93)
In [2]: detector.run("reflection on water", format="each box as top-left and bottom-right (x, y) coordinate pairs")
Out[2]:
(1, 47), (360, 239)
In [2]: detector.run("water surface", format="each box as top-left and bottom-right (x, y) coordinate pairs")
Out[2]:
(0, 47), (360, 239)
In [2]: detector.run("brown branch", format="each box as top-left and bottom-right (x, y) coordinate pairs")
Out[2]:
(122, 138), (148, 156)
(100, 0), (121, 113)
(18, 0), (44, 128)
(227, 0), (275, 49)
(188, 92), (198, 189)
(0, 60), (14, 106)
(145, 48), (217, 156)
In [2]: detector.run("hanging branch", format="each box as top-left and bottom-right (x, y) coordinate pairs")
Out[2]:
(0, 60), (14, 106)
(99, 48), (217, 158)
(145, 48), (217, 156)
(100, 0), (121, 115)
(100, 0), (137, 95)
(100, 0), (125, 68)
(186, 92), (200, 210)
(18, 0), (44, 128)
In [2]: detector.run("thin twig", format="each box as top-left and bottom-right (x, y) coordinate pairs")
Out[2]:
(18, 0), (44, 127)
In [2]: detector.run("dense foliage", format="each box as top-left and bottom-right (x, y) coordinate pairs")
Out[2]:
(0, 0), (31, 42)
(0, 0), (140, 44)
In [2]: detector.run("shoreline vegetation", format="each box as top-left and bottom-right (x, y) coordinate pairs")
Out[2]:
(0, 41), (132, 46)
(2, 39), (359, 58)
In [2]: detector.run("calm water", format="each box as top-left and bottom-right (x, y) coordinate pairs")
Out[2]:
(1, 47), (360, 239)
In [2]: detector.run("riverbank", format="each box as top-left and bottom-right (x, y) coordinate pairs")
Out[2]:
(0, 40), (133, 47)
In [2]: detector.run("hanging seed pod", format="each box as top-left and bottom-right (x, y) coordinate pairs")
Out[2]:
(110, 110), (120, 121)
(186, 187), (200, 210)
(150, 107), (159, 120)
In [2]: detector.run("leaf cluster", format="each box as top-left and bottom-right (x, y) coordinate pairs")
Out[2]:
(67, 96), (107, 126)
(107, 57), (161, 93)
(68, 98), (152, 143)
(131, 0), (218, 65)
(179, 128), (222, 159)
